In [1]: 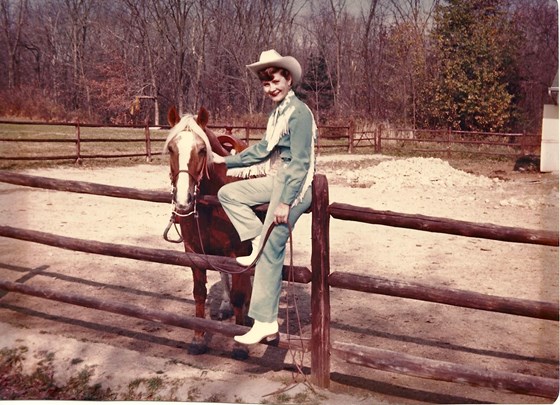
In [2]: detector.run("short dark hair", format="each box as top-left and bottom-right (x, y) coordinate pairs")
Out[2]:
(257, 66), (292, 82)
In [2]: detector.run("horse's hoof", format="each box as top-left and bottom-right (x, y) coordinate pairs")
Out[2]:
(232, 346), (249, 361)
(187, 342), (208, 355)
(218, 309), (234, 321)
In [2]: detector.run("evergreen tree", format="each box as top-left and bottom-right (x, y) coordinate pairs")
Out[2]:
(421, 0), (516, 132)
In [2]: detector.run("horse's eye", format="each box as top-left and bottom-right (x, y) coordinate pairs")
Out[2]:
(199, 147), (206, 155)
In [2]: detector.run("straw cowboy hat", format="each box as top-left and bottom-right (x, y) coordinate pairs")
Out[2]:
(246, 49), (302, 84)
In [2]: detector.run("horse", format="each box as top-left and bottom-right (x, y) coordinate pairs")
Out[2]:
(163, 106), (255, 359)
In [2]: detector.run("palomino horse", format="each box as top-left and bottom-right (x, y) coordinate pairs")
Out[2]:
(164, 107), (254, 358)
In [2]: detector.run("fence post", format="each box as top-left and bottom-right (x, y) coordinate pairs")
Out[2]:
(316, 127), (321, 156)
(447, 128), (451, 158)
(75, 121), (82, 165)
(377, 124), (383, 154)
(244, 124), (250, 144)
(348, 121), (355, 154)
(520, 131), (527, 155)
(144, 118), (152, 162)
(310, 173), (331, 388)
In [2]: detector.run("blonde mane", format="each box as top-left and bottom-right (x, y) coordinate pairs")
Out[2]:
(163, 114), (213, 167)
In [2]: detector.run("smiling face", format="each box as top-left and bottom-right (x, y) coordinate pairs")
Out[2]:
(261, 71), (292, 103)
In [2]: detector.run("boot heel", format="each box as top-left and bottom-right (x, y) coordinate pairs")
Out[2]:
(264, 333), (279, 345)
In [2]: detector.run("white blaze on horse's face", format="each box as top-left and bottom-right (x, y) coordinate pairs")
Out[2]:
(175, 131), (196, 211)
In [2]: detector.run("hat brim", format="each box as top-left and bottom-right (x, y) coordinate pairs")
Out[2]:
(246, 56), (302, 85)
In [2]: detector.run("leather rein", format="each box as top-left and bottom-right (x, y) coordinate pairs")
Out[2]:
(163, 166), (203, 244)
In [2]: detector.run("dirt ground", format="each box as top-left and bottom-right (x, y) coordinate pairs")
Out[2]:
(0, 155), (558, 404)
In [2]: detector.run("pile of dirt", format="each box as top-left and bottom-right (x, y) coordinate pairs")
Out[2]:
(339, 157), (498, 188)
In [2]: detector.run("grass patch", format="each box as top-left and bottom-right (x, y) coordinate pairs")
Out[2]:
(0, 347), (115, 400)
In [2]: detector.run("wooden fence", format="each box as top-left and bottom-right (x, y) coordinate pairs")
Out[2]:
(0, 172), (558, 399)
(0, 120), (540, 162)
(0, 119), (161, 162)
(310, 175), (558, 398)
(351, 127), (541, 157)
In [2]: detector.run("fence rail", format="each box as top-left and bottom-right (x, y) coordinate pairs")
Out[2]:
(329, 202), (559, 246)
(0, 120), (541, 162)
(0, 279), (307, 353)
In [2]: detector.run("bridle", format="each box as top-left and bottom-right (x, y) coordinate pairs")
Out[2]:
(170, 169), (203, 218)
(162, 146), (277, 275)
(163, 137), (208, 243)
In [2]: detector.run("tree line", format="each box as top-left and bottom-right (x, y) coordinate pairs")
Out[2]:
(0, 0), (557, 133)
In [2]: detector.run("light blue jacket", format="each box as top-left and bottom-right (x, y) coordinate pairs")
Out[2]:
(224, 91), (316, 206)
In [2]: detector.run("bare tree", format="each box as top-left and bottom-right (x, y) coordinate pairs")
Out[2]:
(149, 0), (196, 115)
(386, 0), (439, 126)
(122, 0), (164, 125)
(0, 0), (28, 89)
(357, 0), (387, 118)
(0, 0), (554, 132)
(63, 0), (94, 116)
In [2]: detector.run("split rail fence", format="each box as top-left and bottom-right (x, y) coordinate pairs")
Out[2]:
(0, 120), (540, 161)
(0, 171), (558, 400)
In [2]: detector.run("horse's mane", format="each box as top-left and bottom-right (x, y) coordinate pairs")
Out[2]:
(163, 114), (214, 167)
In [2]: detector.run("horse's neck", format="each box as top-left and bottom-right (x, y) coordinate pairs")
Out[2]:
(200, 164), (227, 196)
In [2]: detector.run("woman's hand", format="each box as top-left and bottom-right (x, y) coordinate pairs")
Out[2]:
(212, 152), (225, 164)
(274, 202), (290, 224)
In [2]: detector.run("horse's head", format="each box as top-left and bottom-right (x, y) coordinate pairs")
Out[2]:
(164, 107), (213, 216)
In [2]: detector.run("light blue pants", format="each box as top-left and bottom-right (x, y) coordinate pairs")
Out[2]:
(217, 173), (312, 323)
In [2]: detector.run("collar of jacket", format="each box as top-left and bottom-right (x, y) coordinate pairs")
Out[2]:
(273, 90), (296, 117)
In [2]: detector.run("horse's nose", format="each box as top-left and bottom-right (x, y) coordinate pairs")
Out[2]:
(176, 192), (195, 213)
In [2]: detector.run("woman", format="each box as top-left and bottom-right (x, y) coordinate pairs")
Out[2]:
(213, 49), (316, 345)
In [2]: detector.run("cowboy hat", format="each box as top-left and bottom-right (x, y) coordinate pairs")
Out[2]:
(246, 49), (302, 84)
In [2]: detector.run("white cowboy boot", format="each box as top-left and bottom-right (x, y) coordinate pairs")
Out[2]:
(234, 320), (279, 345)
(236, 235), (261, 266)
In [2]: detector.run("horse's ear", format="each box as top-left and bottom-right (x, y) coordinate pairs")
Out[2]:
(168, 107), (180, 127)
(196, 107), (209, 129)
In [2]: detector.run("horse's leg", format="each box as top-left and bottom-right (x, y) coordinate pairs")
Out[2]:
(218, 272), (234, 320)
(230, 272), (253, 360)
(189, 267), (208, 355)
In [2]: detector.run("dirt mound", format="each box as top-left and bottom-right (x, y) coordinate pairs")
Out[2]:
(343, 157), (498, 188)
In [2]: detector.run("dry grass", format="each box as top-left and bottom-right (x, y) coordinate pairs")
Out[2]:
(0, 347), (115, 400)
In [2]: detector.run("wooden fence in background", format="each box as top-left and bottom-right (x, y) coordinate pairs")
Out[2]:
(0, 120), (541, 162)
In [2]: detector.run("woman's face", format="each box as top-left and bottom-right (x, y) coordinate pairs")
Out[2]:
(262, 71), (292, 103)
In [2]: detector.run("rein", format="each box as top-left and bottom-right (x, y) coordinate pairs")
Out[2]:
(162, 163), (206, 243)
(162, 172), (288, 275)
(171, 169), (201, 218)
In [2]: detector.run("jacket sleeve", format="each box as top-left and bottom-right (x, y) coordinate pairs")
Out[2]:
(279, 107), (313, 205)
(223, 137), (272, 168)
